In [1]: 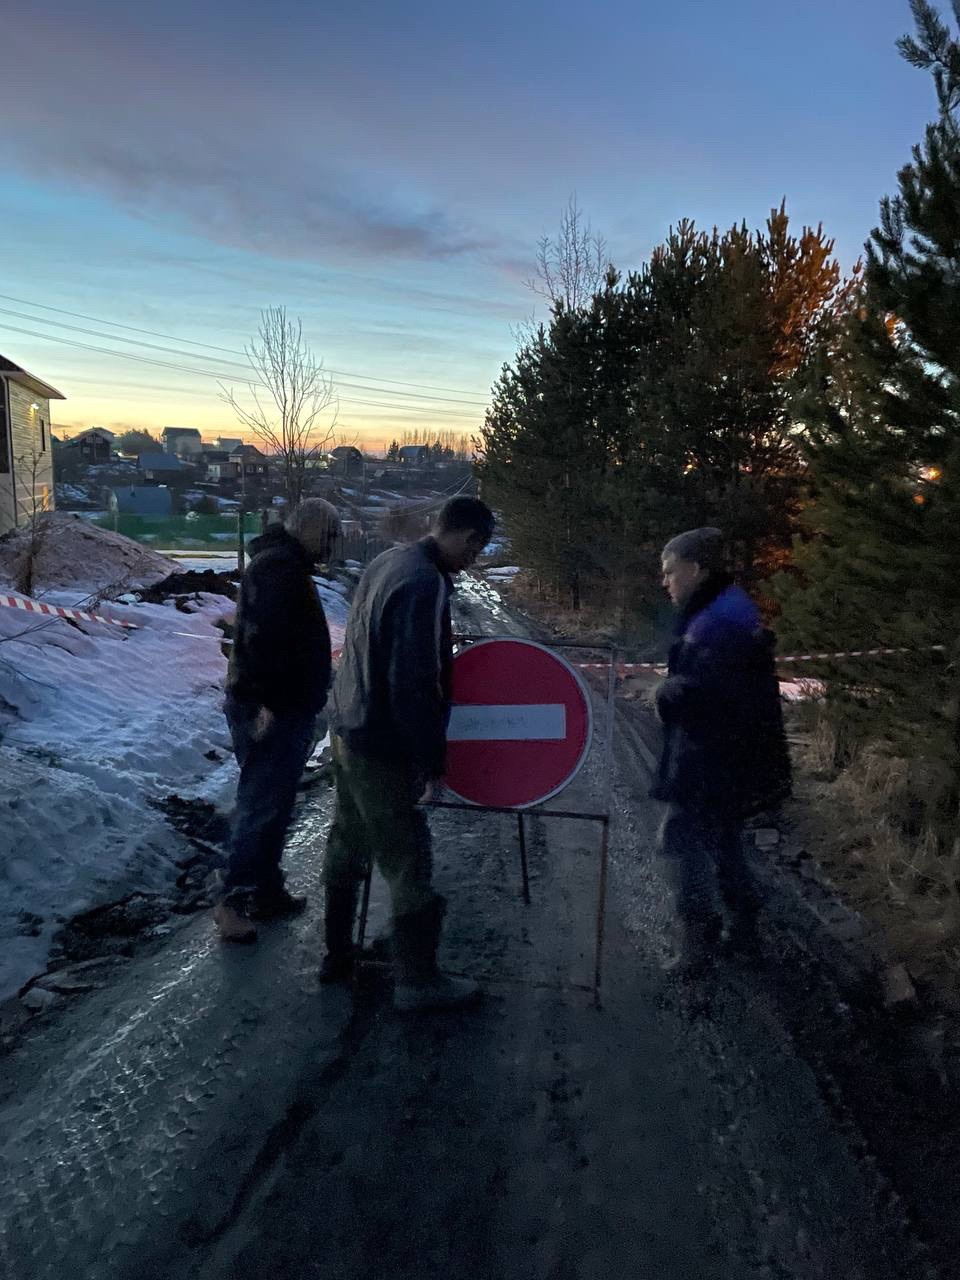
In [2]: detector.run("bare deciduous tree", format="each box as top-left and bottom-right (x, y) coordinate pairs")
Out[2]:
(525, 195), (610, 312)
(11, 448), (54, 597)
(220, 307), (339, 505)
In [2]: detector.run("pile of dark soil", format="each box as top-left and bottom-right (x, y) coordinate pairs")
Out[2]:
(137, 569), (239, 603)
(157, 795), (231, 912)
(50, 893), (172, 964)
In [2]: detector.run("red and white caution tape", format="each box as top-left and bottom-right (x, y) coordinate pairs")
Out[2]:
(2, 591), (946, 672)
(777, 645), (946, 663)
(0, 593), (139, 631)
(574, 644), (948, 673)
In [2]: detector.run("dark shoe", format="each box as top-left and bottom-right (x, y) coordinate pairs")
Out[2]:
(249, 887), (308, 921)
(213, 901), (258, 944)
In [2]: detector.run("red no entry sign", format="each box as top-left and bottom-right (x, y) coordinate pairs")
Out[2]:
(444, 639), (593, 809)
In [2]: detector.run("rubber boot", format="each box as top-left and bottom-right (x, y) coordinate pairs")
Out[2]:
(319, 884), (359, 984)
(392, 897), (481, 1014)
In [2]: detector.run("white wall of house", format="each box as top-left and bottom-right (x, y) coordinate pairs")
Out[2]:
(0, 377), (56, 536)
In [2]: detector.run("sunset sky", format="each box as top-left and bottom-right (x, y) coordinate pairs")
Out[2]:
(0, 0), (938, 451)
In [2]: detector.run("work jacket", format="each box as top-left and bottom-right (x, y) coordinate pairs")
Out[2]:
(225, 524), (332, 715)
(652, 574), (791, 818)
(329, 537), (453, 779)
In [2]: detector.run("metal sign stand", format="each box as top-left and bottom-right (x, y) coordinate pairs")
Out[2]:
(353, 639), (618, 1008)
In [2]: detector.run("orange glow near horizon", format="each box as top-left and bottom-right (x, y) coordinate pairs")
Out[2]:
(52, 392), (478, 458)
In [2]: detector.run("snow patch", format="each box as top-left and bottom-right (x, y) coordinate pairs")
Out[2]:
(0, 564), (350, 1000)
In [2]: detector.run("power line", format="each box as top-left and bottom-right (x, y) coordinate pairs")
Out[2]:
(56, 373), (483, 420)
(0, 322), (481, 421)
(0, 306), (489, 407)
(0, 291), (492, 401)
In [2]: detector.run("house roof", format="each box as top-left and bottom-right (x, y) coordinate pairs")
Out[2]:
(229, 444), (267, 460)
(111, 486), (173, 515)
(65, 427), (114, 445)
(161, 426), (201, 438)
(138, 452), (186, 471)
(0, 354), (66, 401)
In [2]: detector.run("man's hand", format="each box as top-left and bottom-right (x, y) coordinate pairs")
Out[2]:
(253, 706), (276, 741)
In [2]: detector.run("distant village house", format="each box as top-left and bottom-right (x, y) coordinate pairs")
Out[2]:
(109, 485), (173, 520)
(398, 444), (430, 466)
(138, 452), (189, 485)
(230, 444), (269, 480)
(326, 444), (364, 477)
(0, 354), (65, 536)
(161, 426), (202, 457)
(62, 427), (115, 462)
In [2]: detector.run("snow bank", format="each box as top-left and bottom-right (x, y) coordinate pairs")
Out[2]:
(0, 565), (351, 1000)
(0, 514), (178, 593)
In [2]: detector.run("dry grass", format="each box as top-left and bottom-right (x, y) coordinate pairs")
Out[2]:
(792, 708), (960, 1000)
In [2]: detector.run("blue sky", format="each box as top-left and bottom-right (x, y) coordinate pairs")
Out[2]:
(0, 0), (940, 447)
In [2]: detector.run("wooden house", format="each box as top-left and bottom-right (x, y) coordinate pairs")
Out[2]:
(0, 355), (65, 536)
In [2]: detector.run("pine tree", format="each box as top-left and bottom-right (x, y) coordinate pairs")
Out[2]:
(623, 209), (841, 587)
(481, 210), (842, 628)
(776, 0), (960, 845)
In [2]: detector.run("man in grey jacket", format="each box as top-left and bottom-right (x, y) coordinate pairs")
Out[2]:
(322, 495), (495, 1012)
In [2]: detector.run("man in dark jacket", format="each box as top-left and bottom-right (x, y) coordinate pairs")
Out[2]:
(214, 498), (339, 943)
(652, 527), (791, 976)
(322, 495), (495, 1013)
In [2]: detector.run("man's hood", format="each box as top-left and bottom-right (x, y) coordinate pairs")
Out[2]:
(248, 523), (312, 564)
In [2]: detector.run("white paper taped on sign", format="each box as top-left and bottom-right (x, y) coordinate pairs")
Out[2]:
(447, 704), (567, 742)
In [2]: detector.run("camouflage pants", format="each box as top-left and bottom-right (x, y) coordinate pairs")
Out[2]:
(323, 735), (438, 919)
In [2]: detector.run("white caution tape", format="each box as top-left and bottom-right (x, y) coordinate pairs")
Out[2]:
(173, 630), (233, 644)
(0, 593), (139, 631)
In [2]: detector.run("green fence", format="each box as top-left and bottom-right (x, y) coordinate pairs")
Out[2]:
(96, 513), (261, 549)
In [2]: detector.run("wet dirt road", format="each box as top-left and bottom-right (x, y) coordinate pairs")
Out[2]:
(0, 584), (939, 1279)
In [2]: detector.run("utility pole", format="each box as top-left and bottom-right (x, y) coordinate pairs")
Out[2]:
(237, 449), (247, 574)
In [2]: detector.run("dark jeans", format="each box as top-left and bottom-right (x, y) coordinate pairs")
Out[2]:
(657, 803), (761, 935)
(222, 697), (316, 905)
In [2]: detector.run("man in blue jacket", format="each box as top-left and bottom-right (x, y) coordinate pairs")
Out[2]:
(652, 527), (791, 976)
(214, 498), (339, 943)
(322, 495), (495, 1013)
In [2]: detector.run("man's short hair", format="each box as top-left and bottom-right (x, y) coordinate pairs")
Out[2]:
(286, 497), (340, 541)
(662, 527), (726, 572)
(435, 496), (495, 542)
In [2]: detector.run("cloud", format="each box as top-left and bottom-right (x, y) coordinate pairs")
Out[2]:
(0, 8), (493, 265)
(16, 134), (488, 263)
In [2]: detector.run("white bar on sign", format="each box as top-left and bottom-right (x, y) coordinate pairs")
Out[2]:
(447, 704), (566, 742)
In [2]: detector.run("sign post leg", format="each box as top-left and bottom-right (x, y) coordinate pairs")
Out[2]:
(517, 812), (531, 904)
(356, 863), (373, 954)
(593, 818), (610, 1008)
